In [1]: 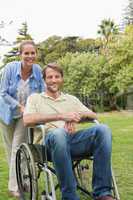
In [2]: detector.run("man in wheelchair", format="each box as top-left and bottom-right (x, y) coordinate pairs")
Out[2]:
(23, 63), (114, 200)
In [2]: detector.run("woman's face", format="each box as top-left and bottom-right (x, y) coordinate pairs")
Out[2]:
(21, 44), (37, 68)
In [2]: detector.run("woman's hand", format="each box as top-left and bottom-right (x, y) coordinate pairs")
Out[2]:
(18, 104), (25, 113)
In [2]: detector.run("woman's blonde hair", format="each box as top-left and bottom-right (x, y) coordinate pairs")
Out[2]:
(19, 40), (37, 54)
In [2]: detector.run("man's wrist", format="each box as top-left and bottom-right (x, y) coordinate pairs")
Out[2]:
(78, 111), (83, 118)
(57, 113), (63, 120)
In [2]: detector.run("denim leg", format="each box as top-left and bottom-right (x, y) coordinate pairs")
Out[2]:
(89, 124), (112, 198)
(45, 128), (80, 200)
(70, 124), (112, 198)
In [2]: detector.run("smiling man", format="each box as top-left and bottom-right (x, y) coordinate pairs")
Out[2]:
(24, 63), (114, 200)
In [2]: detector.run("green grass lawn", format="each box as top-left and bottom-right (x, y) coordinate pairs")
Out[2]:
(0, 111), (133, 200)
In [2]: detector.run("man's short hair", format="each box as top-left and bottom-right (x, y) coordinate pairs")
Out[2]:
(43, 63), (64, 80)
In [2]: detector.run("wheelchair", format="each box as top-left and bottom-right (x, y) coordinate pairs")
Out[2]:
(16, 120), (120, 200)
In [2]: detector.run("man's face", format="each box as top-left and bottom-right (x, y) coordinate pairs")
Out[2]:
(45, 68), (63, 93)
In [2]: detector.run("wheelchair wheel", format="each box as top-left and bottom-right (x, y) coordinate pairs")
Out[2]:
(111, 169), (120, 200)
(74, 159), (120, 200)
(74, 158), (93, 199)
(16, 143), (38, 200)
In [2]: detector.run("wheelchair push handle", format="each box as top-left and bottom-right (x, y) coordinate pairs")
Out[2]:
(27, 127), (34, 144)
(27, 123), (45, 144)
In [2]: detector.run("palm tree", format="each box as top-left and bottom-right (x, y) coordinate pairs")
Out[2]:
(97, 19), (119, 46)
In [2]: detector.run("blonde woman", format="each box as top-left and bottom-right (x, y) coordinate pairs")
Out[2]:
(0, 40), (45, 197)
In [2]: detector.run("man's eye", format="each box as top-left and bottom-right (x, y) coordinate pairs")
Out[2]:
(31, 52), (36, 55)
(55, 75), (60, 78)
(48, 76), (53, 79)
(24, 52), (29, 55)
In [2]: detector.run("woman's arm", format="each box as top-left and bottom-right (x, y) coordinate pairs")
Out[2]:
(0, 64), (20, 109)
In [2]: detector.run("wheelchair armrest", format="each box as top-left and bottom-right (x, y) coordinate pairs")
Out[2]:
(93, 119), (100, 124)
(79, 118), (100, 125)
(27, 123), (45, 144)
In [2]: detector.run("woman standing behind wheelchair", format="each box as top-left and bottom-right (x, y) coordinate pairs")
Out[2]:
(0, 40), (45, 198)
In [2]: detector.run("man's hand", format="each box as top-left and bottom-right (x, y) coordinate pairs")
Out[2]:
(64, 122), (76, 134)
(62, 112), (81, 122)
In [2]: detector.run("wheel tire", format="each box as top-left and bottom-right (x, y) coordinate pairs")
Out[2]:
(16, 143), (38, 200)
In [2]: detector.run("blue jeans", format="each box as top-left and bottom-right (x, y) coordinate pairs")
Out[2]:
(44, 124), (112, 200)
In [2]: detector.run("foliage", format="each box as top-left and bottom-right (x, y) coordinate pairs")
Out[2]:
(16, 22), (32, 43)
(123, 0), (133, 26)
(58, 26), (133, 110)
(1, 18), (133, 111)
(3, 22), (33, 65)
(58, 52), (111, 110)
(0, 20), (13, 46)
(108, 26), (133, 93)
(37, 35), (78, 65)
(97, 18), (119, 47)
(59, 52), (104, 94)
(76, 38), (100, 53)
(37, 36), (99, 66)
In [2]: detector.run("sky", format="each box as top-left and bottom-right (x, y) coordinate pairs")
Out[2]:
(0, 0), (128, 64)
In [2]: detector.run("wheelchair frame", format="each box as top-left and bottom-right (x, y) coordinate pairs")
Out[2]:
(16, 120), (120, 200)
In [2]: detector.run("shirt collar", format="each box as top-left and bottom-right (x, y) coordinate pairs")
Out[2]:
(16, 62), (38, 80)
(31, 64), (38, 80)
(41, 92), (67, 101)
(16, 61), (22, 77)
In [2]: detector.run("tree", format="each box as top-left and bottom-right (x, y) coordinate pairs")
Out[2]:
(98, 25), (133, 110)
(76, 38), (100, 53)
(0, 20), (13, 46)
(123, 0), (133, 26)
(0, 20), (13, 69)
(58, 34), (133, 111)
(97, 19), (119, 46)
(15, 22), (32, 43)
(37, 35), (100, 65)
(37, 36), (79, 65)
(37, 35), (62, 65)
(58, 52), (107, 109)
(113, 25), (133, 93)
(3, 22), (33, 64)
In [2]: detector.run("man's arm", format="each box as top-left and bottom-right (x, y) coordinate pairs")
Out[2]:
(78, 111), (97, 122)
(23, 113), (62, 126)
(23, 112), (82, 127)
(70, 95), (98, 121)
(23, 94), (97, 127)
(23, 111), (97, 127)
